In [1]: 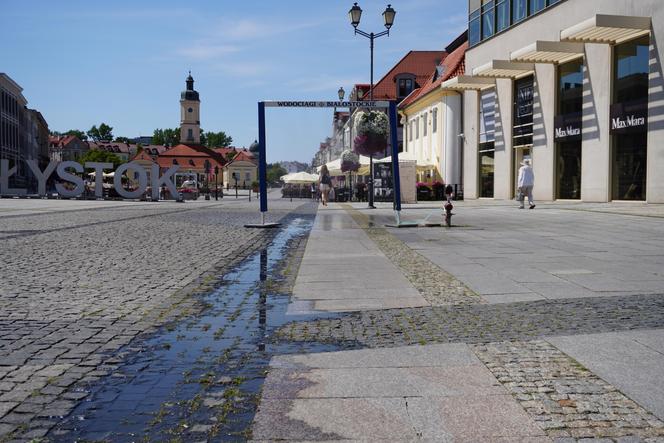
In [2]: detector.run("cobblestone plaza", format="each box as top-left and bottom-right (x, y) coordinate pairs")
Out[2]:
(1, 196), (664, 441)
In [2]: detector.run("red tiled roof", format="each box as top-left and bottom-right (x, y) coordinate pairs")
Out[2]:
(362, 51), (447, 101)
(398, 42), (468, 109)
(48, 135), (79, 147)
(227, 150), (257, 165)
(130, 151), (154, 162)
(157, 144), (227, 170)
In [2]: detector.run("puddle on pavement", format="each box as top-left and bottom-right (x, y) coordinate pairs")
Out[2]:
(51, 216), (340, 442)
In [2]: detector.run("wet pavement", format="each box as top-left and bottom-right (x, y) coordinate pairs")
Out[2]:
(48, 214), (338, 442)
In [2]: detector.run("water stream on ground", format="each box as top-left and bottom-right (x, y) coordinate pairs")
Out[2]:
(50, 214), (339, 442)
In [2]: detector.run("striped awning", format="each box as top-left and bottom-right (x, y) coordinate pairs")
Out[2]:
(472, 60), (534, 79)
(561, 14), (650, 44)
(510, 41), (584, 64)
(441, 75), (495, 91)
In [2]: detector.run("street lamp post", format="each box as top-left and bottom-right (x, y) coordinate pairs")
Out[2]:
(348, 2), (396, 209)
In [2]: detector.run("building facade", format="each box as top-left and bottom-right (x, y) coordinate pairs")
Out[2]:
(399, 34), (468, 185)
(455, 0), (662, 203)
(1, 73), (30, 188)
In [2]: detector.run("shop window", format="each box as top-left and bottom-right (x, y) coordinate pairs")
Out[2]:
(555, 59), (584, 200)
(611, 36), (650, 201)
(513, 76), (533, 147)
(479, 89), (496, 198)
(614, 36), (649, 104)
(558, 59), (584, 115)
(479, 148), (495, 198)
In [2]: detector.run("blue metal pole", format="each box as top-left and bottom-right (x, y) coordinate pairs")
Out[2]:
(389, 101), (401, 212)
(258, 101), (268, 214)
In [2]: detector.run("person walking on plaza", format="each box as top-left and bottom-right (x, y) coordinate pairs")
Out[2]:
(517, 159), (536, 209)
(319, 165), (332, 206)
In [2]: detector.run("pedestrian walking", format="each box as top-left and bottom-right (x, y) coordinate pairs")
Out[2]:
(319, 165), (332, 206)
(517, 159), (535, 209)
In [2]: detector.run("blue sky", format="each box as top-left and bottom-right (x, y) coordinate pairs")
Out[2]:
(1, 0), (466, 163)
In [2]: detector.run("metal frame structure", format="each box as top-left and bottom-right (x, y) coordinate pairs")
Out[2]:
(245, 100), (404, 228)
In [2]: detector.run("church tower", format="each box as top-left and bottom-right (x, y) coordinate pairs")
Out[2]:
(180, 72), (201, 144)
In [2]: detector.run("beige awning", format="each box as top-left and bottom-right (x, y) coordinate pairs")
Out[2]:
(441, 75), (495, 91)
(561, 14), (651, 44)
(510, 41), (584, 64)
(472, 60), (534, 79)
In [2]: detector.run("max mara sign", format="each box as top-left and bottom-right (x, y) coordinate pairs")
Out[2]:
(610, 100), (648, 134)
(0, 160), (179, 199)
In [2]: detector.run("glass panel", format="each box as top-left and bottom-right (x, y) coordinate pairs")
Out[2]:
(480, 89), (496, 143)
(558, 59), (584, 115)
(557, 141), (581, 199)
(496, 0), (510, 32)
(482, 1), (494, 39)
(513, 0), (527, 23)
(469, 16), (481, 46)
(479, 147), (495, 198)
(423, 112), (428, 136)
(614, 36), (650, 104)
(531, 0), (546, 13)
(612, 132), (647, 200)
(513, 76), (534, 146)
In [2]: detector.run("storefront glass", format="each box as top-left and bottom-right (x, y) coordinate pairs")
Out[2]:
(612, 36), (649, 201)
(479, 89), (496, 198)
(556, 59), (583, 199)
(513, 76), (533, 148)
(479, 150), (495, 198)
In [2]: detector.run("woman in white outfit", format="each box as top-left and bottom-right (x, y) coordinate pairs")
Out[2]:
(517, 159), (535, 209)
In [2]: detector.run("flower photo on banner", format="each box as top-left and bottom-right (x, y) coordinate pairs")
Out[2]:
(352, 110), (389, 157)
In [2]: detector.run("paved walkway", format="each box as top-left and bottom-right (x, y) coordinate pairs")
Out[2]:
(289, 205), (428, 313)
(253, 201), (664, 442)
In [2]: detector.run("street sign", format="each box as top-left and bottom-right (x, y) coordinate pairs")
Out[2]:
(263, 101), (390, 108)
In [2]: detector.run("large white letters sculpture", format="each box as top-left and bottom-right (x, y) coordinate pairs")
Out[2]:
(0, 159), (179, 200)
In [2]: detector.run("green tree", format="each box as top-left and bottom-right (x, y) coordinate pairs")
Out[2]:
(114, 136), (130, 143)
(266, 163), (287, 184)
(152, 128), (180, 146)
(78, 149), (124, 169)
(204, 131), (233, 148)
(65, 129), (87, 141)
(87, 123), (114, 142)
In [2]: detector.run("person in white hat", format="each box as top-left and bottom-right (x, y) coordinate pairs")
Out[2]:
(517, 159), (535, 209)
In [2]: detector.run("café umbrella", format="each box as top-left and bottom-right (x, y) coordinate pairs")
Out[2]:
(280, 172), (319, 184)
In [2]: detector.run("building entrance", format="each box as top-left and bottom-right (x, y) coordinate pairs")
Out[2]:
(612, 132), (647, 201)
(557, 142), (581, 199)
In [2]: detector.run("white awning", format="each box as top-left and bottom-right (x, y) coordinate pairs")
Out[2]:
(441, 75), (495, 91)
(510, 41), (584, 64)
(472, 60), (534, 79)
(561, 14), (651, 44)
